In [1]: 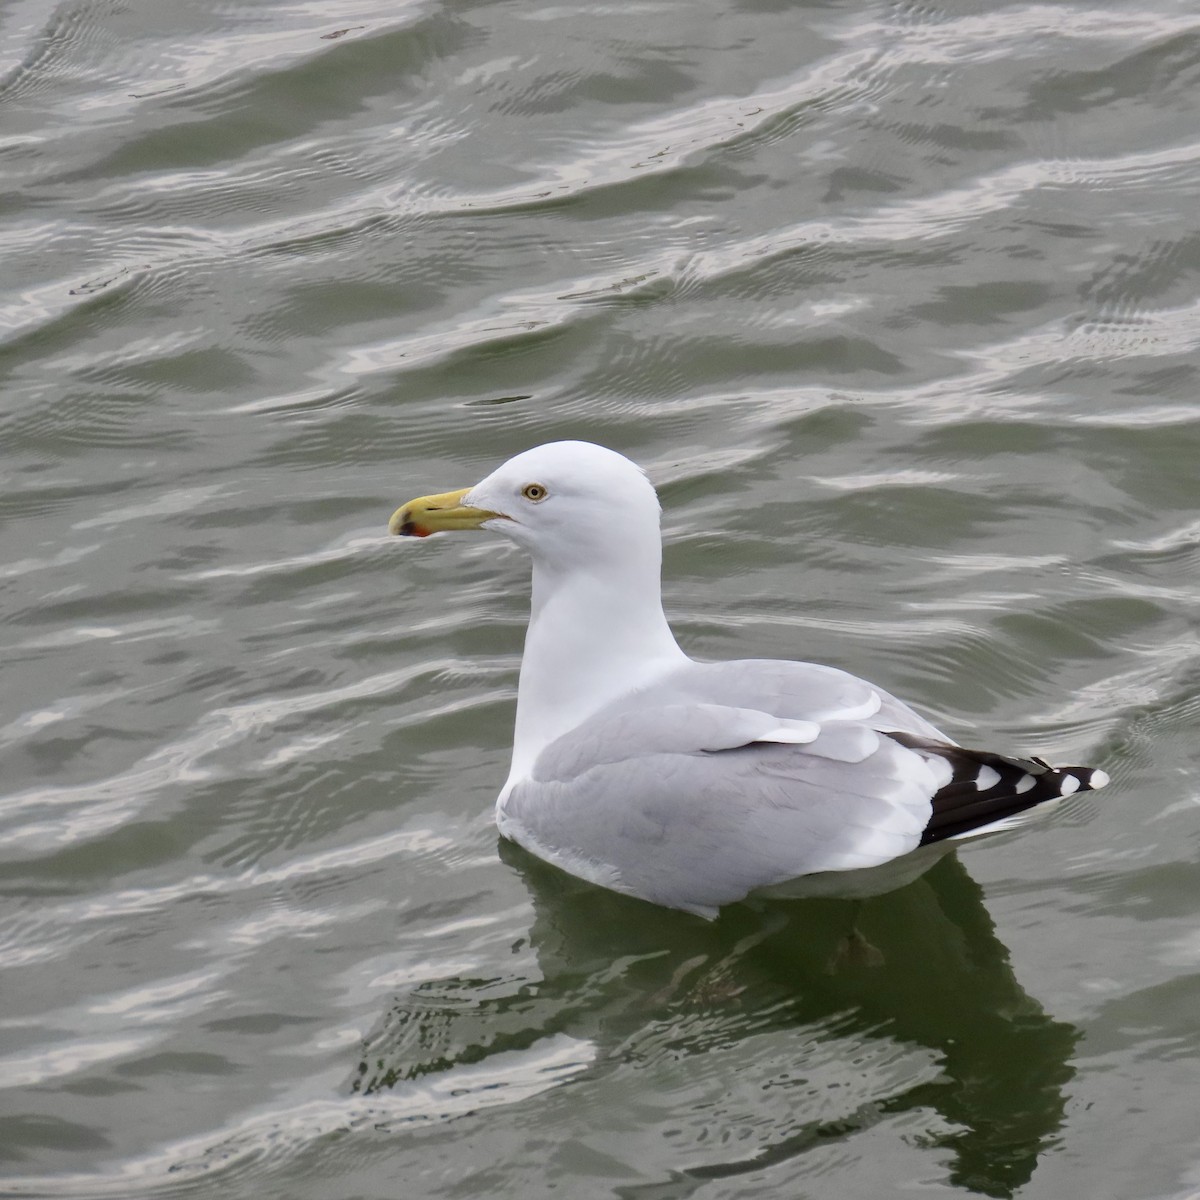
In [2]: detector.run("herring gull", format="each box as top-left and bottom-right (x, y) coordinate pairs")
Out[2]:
(388, 441), (1108, 919)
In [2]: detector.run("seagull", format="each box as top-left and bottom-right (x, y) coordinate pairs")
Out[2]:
(388, 441), (1108, 919)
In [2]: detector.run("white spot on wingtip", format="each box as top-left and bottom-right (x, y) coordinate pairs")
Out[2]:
(1059, 774), (1080, 796)
(975, 764), (1001, 791)
(1014, 773), (1035, 794)
(1091, 768), (1110, 789)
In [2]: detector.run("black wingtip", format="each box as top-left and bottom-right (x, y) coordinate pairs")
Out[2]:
(880, 731), (1109, 846)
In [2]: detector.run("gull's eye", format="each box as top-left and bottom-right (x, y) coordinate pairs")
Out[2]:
(521, 483), (548, 502)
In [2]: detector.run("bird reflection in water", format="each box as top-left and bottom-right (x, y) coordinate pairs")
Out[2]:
(353, 848), (1076, 1199)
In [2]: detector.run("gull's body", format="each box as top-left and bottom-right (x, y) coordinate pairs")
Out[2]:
(390, 441), (1108, 919)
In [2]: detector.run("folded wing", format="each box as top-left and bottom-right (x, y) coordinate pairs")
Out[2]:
(499, 702), (946, 918)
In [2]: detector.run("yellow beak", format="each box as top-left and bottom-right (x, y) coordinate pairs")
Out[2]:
(387, 487), (502, 538)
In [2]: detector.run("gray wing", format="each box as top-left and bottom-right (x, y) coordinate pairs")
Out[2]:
(499, 662), (951, 918)
(671, 658), (950, 741)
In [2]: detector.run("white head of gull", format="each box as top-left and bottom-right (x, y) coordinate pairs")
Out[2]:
(389, 440), (1109, 919)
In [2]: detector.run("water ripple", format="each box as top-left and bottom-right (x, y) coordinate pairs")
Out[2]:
(0, 660), (493, 858)
(0, 1035), (592, 1197)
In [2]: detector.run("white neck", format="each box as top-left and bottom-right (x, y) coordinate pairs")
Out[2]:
(503, 546), (687, 787)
